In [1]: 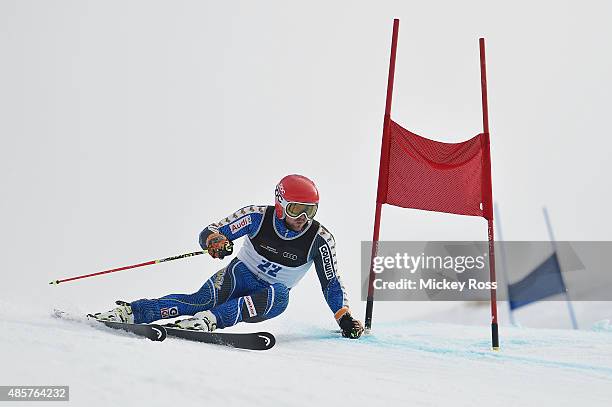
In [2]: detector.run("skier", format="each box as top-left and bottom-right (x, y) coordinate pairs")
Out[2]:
(91, 174), (364, 339)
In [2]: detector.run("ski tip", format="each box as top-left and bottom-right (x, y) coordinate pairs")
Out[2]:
(255, 332), (276, 350)
(97, 320), (167, 342)
(49, 280), (59, 285)
(149, 325), (167, 342)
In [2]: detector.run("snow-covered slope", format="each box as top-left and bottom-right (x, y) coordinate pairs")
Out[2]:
(3, 2), (612, 406)
(1, 300), (610, 407)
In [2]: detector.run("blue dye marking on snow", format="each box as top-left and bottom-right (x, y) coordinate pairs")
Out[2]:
(591, 320), (612, 332)
(362, 335), (612, 378)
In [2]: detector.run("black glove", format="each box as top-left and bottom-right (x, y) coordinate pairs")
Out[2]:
(206, 233), (234, 259)
(338, 313), (364, 339)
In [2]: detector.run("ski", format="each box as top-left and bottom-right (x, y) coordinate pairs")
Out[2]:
(54, 309), (274, 350)
(163, 327), (276, 351)
(53, 309), (167, 341)
(97, 320), (167, 342)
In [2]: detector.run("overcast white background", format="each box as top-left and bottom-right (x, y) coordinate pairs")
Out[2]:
(1, 1), (610, 325)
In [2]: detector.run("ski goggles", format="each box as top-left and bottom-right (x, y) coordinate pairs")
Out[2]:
(285, 202), (318, 220)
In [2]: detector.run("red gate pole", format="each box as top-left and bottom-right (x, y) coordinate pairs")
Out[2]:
(479, 37), (500, 350)
(365, 19), (399, 331)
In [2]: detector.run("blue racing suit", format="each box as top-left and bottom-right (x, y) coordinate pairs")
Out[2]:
(130, 205), (350, 328)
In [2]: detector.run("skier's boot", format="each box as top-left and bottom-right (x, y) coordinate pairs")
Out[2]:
(88, 300), (134, 324)
(165, 310), (217, 332)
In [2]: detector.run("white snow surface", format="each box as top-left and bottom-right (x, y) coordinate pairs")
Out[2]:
(2, 2), (612, 406)
(1, 298), (611, 407)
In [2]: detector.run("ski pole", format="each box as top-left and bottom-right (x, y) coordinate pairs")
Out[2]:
(49, 250), (207, 285)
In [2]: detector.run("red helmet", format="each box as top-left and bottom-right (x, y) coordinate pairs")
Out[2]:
(274, 174), (319, 220)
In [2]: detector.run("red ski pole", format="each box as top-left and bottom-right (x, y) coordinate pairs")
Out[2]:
(49, 250), (207, 285)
